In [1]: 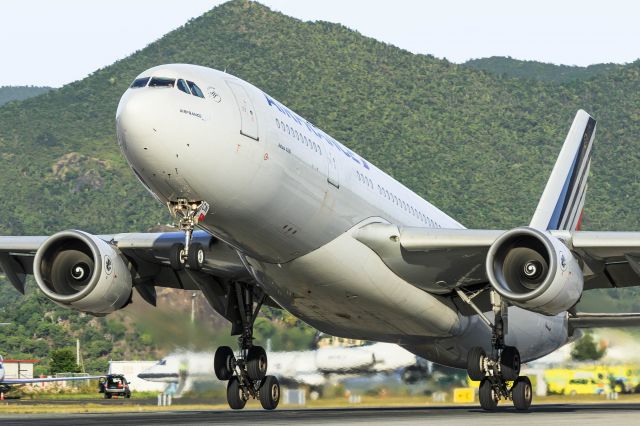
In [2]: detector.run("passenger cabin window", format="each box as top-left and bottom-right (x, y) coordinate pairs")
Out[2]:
(187, 81), (205, 98)
(177, 79), (190, 94)
(148, 77), (175, 88)
(130, 77), (149, 88)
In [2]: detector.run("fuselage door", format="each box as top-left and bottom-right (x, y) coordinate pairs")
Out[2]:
(321, 140), (340, 188)
(226, 80), (259, 140)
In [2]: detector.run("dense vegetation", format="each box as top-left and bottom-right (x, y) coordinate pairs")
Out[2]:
(463, 56), (624, 83)
(0, 0), (639, 370)
(0, 86), (53, 107)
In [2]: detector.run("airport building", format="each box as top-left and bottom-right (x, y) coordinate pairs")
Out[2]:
(2, 359), (38, 379)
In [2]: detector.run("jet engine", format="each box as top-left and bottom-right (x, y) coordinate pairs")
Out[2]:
(485, 227), (583, 316)
(33, 230), (132, 315)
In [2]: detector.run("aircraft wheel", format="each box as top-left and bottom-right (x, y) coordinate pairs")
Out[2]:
(500, 346), (521, 381)
(512, 376), (532, 411)
(247, 346), (268, 381)
(259, 375), (280, 410)
(467, 347), (486, 381)
(187, 243), (205, 270)
(214, 346), (235, 381)
(169, 243), (185, 270)
(104, 393), (112, 399)
(226, 377), (247, 410)
(479, 378), (498, 411)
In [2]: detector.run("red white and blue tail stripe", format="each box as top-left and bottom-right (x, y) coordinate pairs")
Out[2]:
(530, 110), (596, 231)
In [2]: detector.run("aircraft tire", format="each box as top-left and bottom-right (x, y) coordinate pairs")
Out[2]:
(500, 346), (521, 381)
(512, 376), (532, 411)
(479, 378), (498, 411)
(259, 375), (280, 410)
(214, 346), (235, 381)
(247, 346), (268, 381)
(467, 347), (485, 381)
(226, 377), (247, 410)
(187, 243), (205, 270)
(169, 243), (185, 270)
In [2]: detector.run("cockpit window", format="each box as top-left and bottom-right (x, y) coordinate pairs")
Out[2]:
(176, 79), (190, 95)
(130, 77), (149, 88)
(187, 81), (205, 98)
(149, 77), (176, 88)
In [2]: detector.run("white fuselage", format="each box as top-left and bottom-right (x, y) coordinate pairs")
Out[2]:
(116, 64), (569, 368)
(139, 343), (420, 388)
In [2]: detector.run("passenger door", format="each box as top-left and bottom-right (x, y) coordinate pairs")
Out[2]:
(226, 81), (259, 140)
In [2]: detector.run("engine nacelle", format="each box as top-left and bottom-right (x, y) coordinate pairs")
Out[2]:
(33, 230), (132, 315)
(485, 227), (583, 316)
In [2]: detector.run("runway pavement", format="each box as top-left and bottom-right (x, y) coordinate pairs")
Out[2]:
(0, 403), (638, 426)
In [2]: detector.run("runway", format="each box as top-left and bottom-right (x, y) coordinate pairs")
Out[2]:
(0, 403), (638, 426)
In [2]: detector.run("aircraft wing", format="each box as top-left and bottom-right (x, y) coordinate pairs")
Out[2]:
(0, 230), (253, 310)
(353, 223), (640, 294)
(2, 375), (104, 385)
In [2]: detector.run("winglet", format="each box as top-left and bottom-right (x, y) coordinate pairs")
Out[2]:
(530, 110), (596, 231)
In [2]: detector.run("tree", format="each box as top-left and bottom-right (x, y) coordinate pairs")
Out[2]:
(49, 348), (80, 374)
(570, 332), (606, 361)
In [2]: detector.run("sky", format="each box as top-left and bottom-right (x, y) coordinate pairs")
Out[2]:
(1, 0), (639, 87)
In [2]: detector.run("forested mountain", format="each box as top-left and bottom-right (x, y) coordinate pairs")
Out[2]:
(463, 56), (624, 83)
(0, 0), (639, 371)
(0, 86), (53, 107)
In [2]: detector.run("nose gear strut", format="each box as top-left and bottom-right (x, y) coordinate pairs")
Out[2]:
(167, 198), (209, 270)
(458, 289), (532, 411)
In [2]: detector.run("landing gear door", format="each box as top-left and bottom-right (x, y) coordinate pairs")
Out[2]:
(226, 81), (259, 141)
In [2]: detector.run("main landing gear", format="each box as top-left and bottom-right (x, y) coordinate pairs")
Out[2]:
(167, 198), (210, 271)
(214, 283), (280, 410)
(459, 290), (532, 411)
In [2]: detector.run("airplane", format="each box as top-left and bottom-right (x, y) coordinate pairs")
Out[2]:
(138, 343), (428, 397)
(1, 63), (640, 411)
(0, 354), (103, 394)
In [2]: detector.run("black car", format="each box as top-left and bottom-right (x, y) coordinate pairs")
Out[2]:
(98, 374), (131, 399)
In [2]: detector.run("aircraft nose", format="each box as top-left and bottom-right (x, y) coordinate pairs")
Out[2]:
(116, 88), (200, 201)
(116, 89), (165, 166)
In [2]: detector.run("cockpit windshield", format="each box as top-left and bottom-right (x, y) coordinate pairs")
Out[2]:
(187, 81), (205, 98)
(132, 75), (206, 100)
(130, 77), (150, 88)
(148, 77), (176, 88)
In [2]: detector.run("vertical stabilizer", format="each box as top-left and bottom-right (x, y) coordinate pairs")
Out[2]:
(530, 110), (596, 231)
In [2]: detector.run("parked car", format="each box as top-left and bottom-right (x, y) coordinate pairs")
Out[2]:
(98, 374), (131, 399)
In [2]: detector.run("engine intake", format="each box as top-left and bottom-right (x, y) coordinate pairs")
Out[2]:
(33, 230), (132, 315)
(485, 227), (583, 316)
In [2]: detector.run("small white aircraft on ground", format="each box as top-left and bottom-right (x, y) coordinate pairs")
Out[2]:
(0, 354), (103, 394)
(138, 342), (428, 396)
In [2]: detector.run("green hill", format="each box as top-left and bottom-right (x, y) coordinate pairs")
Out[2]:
(0, 86), (53, 107)
(463, 56), (624, 83)
(0, 0), (640, 370)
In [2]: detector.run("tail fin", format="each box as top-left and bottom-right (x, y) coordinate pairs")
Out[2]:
(530, 110), (596, 231)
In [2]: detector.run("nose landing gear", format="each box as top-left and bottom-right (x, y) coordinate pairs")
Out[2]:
(459, 289), (532, 411)
(214, 283), (280, 410)
(167, 198), (209, 271)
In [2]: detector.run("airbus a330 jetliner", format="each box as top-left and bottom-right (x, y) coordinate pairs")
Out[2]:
(2, 64), (640, 411)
